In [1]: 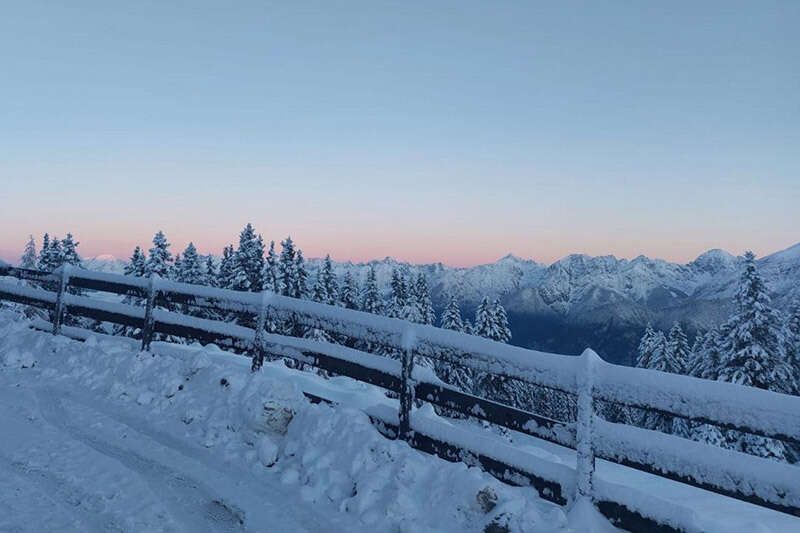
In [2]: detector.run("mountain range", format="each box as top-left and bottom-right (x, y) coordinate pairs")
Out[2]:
(80, 242), (800, 365)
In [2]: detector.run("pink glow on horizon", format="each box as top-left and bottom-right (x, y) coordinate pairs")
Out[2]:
(2, 227), (797, 268)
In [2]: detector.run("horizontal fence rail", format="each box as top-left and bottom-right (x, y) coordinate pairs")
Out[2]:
(2, 263), (800, 529)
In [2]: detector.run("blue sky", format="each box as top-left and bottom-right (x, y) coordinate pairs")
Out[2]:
(1, 1), (798, 265)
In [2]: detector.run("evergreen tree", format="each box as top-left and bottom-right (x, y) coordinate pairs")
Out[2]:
(145, 231), (172, 278)
(361, 266), (383, 315)
(647, 330), (682, 374)
(264, 240), (280, 292)
(473, 297), (494, 339)
(278, 237), (298, 297)
(218, 244), (236, 289)
(20, 235), (37, 269)
(340, 271), (359, 309)
(492, 299), (512, 343)
(295, 250), (309, 299)
(123, 246), (146, 277)
(204, 255), (217, 287)
(786, 297), (800, 394)
(387, 268), (409, 318)
(717, 252), (793, 393)
(635, 324), (657, 369)
(60, 233), (81, 267)
(172, 253), (182, 280)
(716, 251), (794, 460)
(176, 242), (204, 284)
(37, 233), (51, 271)
(436, 295), (475, 394)
(230, 223), (265, 292)
(440, 294), (465, 332)
(49, 238), (63, 269)
(412, 273), (436, 325)
(689, 328), (722, 380)
(667, 322), (690, 375)
(313, 255), (339, 304)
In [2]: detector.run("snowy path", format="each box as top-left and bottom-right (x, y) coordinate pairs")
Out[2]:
(0, 376), (365, 532)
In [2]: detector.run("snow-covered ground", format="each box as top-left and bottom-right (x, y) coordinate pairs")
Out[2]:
(1, 308), (798, 532)
(0, 310), (590, 533)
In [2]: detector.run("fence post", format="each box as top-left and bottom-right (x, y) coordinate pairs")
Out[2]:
(251, 290), (271, 372)
(398, 327), (416, 441)
(575, 348), (599, 501)
(140, 275), (159, 352)
(52, 265), (71, 335)
(575, 348), (598, 502)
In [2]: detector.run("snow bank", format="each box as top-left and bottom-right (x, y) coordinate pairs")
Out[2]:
(0, 310), (572, 532)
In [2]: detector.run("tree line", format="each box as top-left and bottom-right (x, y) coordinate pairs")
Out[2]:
(634, 251), (800, 462)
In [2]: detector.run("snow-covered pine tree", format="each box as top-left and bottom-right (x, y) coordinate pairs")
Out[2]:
(717, 251), (794, 393)
(689, 328), (722, 380)
(37, 233), (51, 271)
(295, 250), (309, 299)
(412, 273), (436, 325)
(202, 256), (216, 287)
(387, 268), (409, 319)
(264, 240), (280, 293)
(218, 245), (235, 289)
(124, 246), (146, 277)
(49, 237), (63, 270)
(635, 324), (657, 369)
(172, 253), (182, 280)
(176, 242), (204, 285)
(440, 294), (464, 332)
(667, 322), (690, 375)
(114, 246), (147, 337)
(360, 266), (383, 315)
(229, 223), (265, 292)
(340, 271), (359, 310)
(278, 237), (298, 297)
(436, 294), (475, 393)
(492, 299), (512, 343)
(646, 330), (683, 374)
(20, 235), (37, 269)
(145, 231), (173, 278)
(60, 233), (81, 267)
(786, 297), (800, 394)
(716, 251), (794, 461)
(472, 297), (494, 339)
(312, 255), (339, 304)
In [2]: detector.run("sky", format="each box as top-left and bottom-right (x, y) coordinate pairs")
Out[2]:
(1, 1), (798, 267)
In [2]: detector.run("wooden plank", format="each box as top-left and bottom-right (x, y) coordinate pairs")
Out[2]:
(414, 381), (574, 447)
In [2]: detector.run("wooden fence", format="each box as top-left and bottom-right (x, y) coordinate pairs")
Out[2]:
(1, 263), (799, 531)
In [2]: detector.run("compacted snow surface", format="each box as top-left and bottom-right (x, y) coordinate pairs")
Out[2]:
(0, 310), (579, 533)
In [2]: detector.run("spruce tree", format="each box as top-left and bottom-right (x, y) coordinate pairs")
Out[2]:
(60, 233), (81, 267)
(20, 235), (37, 269)
(636, 324), (657, 369)
(361, 266), (383, 315)
(295, 250), (309, 299)
(124, 246), (146, 277)
(340, 271), (359, 310)
(412, 273), (436, 325)
(265, 240), (280, 293)
(278, 237), (298, 297)
(716, 252), (794, 460)
(440, 294), (464, 332)
(473, 297), (495, 339)
(231, 223), (265, 292)
(436, 294), (475, 394)
(38, 233), (51, 271)
(312, 255), (339, 304)
(177, 242), (204, 284)
(492, 299), (512, 343)
(145, 231), (173, 278)
(388, 268), (409, 318)
(667, 322), (690, 375)
(717, 252), (793, 393)
(49, 238), (63, 269)
(204, 255), (217, 287)
(218, 244), (236, 289)
(786, 297), (800, 394)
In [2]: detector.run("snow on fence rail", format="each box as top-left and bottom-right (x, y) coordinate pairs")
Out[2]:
(1, 264), (799, 527)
